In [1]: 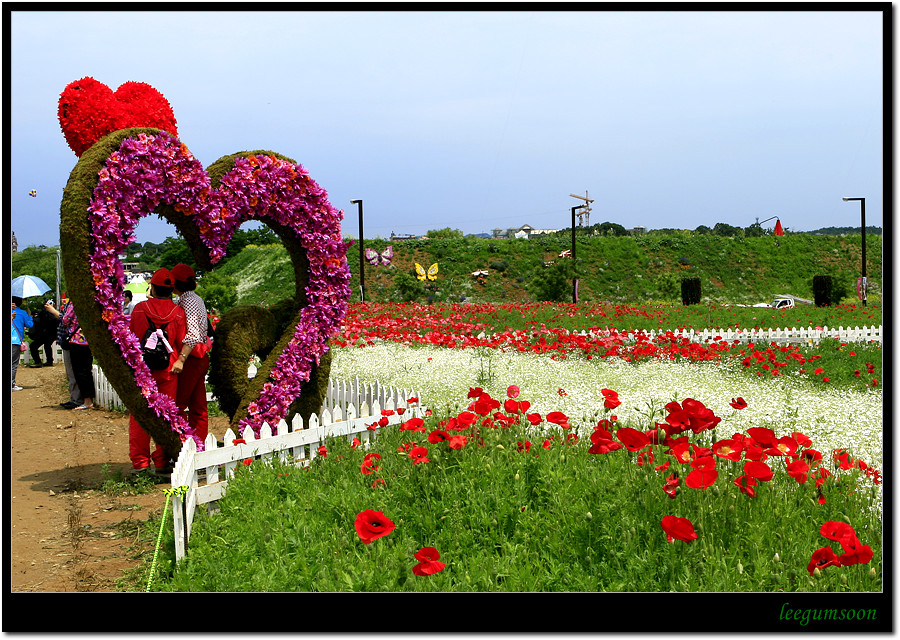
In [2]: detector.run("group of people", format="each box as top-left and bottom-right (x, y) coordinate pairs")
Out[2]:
(11, 263), (211, 479)
(128, 263), (211, 476)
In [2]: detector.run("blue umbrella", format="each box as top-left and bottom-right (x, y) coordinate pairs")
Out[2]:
(11, 275), (52, 298)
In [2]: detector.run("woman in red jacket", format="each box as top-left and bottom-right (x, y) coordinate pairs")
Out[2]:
(128, 268), (187, 475)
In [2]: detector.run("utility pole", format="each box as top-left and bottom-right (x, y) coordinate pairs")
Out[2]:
(569, 191), (594, 227)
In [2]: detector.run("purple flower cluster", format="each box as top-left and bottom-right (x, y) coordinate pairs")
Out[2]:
(87, 131), (351, 446)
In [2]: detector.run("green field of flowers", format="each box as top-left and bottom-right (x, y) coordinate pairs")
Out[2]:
(144, 301), (882, 603)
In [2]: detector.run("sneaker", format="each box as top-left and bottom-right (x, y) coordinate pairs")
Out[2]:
(60, 401), (79, 409)
(11, 386), (23, 391)
(27, 362), (43, 368)
(154, 465), (174, 476)
(73, 404), (93, 410)
(129, 466), (151, 476)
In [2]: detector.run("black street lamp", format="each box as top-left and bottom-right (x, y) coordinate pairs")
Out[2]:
(571, 204), (587, 304)
(842, 197), (866, 306)
(351, 199), (365, 302)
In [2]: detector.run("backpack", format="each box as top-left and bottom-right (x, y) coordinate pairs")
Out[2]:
(141, 318), (174, 370)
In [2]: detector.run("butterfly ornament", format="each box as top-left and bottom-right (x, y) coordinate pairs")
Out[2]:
(415, 262), (439, 281)
(364, 245), (393, 266)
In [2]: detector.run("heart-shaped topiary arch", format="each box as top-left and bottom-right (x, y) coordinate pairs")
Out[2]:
(60, 127), (351, 456)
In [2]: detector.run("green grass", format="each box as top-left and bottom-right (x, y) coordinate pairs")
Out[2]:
(151, 402), (881, 592)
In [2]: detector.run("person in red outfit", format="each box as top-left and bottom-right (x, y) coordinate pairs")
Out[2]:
(128, 268), (187, 475)
(170, 263), (211, 448)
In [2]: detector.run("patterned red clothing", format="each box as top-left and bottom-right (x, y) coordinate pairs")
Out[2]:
(176, 290), (210, 444)
(128, 298), (186, 470)
(177, 290), (207, 350)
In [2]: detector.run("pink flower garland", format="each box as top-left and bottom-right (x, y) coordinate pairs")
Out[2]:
(87, 131), (350, 447)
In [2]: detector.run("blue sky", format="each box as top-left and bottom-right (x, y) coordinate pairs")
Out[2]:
(8, 8), (884, 250)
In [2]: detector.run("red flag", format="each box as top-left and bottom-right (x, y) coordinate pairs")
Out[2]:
(773, 219), (784, 236)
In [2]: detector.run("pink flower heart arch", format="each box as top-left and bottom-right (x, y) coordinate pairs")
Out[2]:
(60, 127), (351, 456)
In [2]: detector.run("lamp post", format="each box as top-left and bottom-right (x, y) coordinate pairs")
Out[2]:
(842, 197), (866, 306)
(571, 204), (587, 304)
(351, 199), (365, 302)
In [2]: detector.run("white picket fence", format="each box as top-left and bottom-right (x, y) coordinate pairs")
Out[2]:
(169, 389), (425, 562)
(478, 324), (883, 346)
(627, 324), (883, 346)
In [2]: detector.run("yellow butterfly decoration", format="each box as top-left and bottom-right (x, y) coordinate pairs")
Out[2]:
(415, 262), (439, 281)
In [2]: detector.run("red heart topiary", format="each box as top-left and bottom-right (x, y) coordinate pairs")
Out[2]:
(58, 77), (178, 156)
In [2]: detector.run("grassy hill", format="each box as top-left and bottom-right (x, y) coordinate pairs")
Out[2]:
(213, 232), (882, 310)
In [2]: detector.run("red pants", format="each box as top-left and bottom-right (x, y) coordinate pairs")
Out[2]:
(129, 370), (178, 470)
(176, 354), (210, 446)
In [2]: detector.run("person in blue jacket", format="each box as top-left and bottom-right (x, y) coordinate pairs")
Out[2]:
(11, 296), (34, 391)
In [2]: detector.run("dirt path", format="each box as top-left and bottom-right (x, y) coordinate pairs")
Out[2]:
(9, 361), (228, 592)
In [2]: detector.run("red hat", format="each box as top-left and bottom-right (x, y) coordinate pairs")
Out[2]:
(171, 263), (195, 282)
(150, 268), (174, 287)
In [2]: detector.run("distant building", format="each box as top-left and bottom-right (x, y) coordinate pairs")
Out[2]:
(491, 224), (558, 239)
(389, 232), (419, 241)
(11, 231), (17, 253)
(627, 226), (646, 235)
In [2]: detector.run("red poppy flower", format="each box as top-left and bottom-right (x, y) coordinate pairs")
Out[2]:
(743, 460), (774, 481)
(814, 467), (832, 488)
(836, 535), (874, 567)
(371, 478), (386, 489)
(351, 437), (362, 449)
(663, 474), (680, 499)
(355, 509), (396, 544)
(517, 440), (532, 453)
(669, 442), (698, 464)
(632, 446), (653, 466)
(317, 446), (328, 457)
(601, 388), (621, 410)
(807, 547), (841, 576)
(546, 411), (569, 426)
(400, 417), (426, 432)
(467, 387), (484, 398)
(655, 461), (671, 473)
(685, 467), (718, 490)
(557, 388), (568, 397)
(408, 446), (430, 464)
(378, 416), (389, 427)
(232, 438), (247, 446)
(412, 546), (446, 576)
(448, 435), (468, 450)
(733, 474), (757, 497)
(566, 433), (579, 446)
(504, 398), (531, 414)
(396, 407), (406, 415)
(381, 409), (395, 417)
(786, 459), (810, 484)
(407, 397), (419, 405)
(712, 439), (742, 461)
(729, 397), (747, 410)
(471, 394), (500, 416)
(360, 458), (379, 475)
(526, 412), (542, 425)
(819, 520), (856, 543)
(746, 427), (776, 447)
(660, 515), (698, 543)
(814, 367), (824, 375)
(455, 412), (477, 428)
(507, 385), (520, 399)
(742, 442), (768, 462)
(588, 436), (622, 455)
(242, 458), (253, 466)
(766, 436), (798, 457)
(616, 427), (650, 452)
(428, 429), (450, 444)
(791, 431), (813, 448)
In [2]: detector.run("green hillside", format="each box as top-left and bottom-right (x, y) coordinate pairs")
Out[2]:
(211, 231), (881, 310)
(12, 231), (882, 312)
